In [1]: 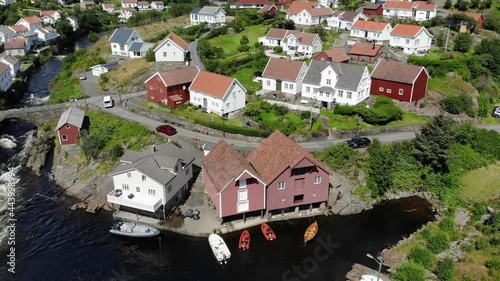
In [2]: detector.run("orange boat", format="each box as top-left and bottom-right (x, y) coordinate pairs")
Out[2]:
(304, 221), (318, 244)
(261, 223), (276, 241)
(239, 230), (250, 250)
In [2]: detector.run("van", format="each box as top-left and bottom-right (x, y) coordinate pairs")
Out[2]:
(103, 96), (114, 108)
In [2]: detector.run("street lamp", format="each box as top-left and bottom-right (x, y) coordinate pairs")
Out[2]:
(366, 253), (384, 281)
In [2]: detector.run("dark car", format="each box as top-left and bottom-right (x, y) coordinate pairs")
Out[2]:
(156, 125), (177, 136)
(492, 106), (500, 118)
(345, 137), (371, 149)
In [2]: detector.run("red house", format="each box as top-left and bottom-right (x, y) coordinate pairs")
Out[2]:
(449, 10), (484, 30)
(312, 48), (350, 63)
(202, 130), (330, 220)
(258, 4), (278, 16)
(348, 42), (382, 63)
(362, 3), (383, 16)
(202, 140), (266, 220)
(56, 107), (85, 145)
(370, 60), (429, 104)
(144, 67), (199, 108)
(233, 0), (272, 8)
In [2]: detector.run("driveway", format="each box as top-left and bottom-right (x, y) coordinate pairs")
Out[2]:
(187, 39), (205, 70)
(79, 70), (100, 97)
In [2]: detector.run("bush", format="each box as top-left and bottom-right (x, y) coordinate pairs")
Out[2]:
(408, 246), (435, 269)
(436, 257), (455, 281)
(237, 44), (250, 52)
(273, 46), (283, 53)
(392, 261), (426, 281)
(440, 95), (475, 116)
(316, 143), (356, 170)
(485, 257), (500, 271)
(111, 144), (124, 159)
(424, 229), (450, 254)
(439, 217), (456, 236)
(272, 104), (289, 116)
(145, 50), (155, 62)
(194, 118), (270, 138)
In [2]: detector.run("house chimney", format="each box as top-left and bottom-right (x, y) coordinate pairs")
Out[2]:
(372, 41), (376, 49)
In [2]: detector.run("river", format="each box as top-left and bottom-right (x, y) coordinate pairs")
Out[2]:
(0, 119), (436, 281)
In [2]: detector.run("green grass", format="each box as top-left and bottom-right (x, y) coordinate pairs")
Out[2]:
(427, 76), (477, 96)
(386, 112), (431, 126)
(232, 68), (261, 93)
(208, 25), (268, 54)
(460, 162), (500, 203)
(49, 75), (83, 103)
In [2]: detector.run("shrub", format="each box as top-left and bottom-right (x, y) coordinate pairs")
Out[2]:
(272, 104), (289, 116)
(42, 123), (51, 132)
(317, 142), (356, 170)
(439, 217), (456, 236)
(408, 246), (435, 269)
(194, 118), (270, 138)
(483, 213), (500, 234)
(440, 95), (475, 117)
(240, 35), (249, 45)
(436, 257), (456, 281)
(273, 46), (283, 53)
(111, 144), (124, 159)
(300, 111), (311, 120)
(474, 237), (490, 250)
(237, 44), (250, 52)
(392, 261), (426, 281)
(145, 50), (155, 62)
(485, 257), (500, 271)
(425, 229), (450, 254)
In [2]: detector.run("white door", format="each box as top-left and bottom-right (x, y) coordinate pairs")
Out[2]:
(238, 189), (247, 201)
(237, 189), (248, 212)
(237, 201), (249, 212)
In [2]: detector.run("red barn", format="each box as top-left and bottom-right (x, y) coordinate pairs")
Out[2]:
(258, 4), (278, 16)
(348, 42), (382, 63)
(370, 60), (429, 104)
(312, 48), (350, 63)
(56, 107), (85, 145)
(450, 10), (484, 29)
(362, 3), (383, 16)
(144, 67), (199, 108)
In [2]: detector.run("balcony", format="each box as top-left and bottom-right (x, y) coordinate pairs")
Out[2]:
(107, 189), (162, 212)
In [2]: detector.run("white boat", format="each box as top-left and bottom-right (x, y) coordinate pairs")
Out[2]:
(109, 221), (160, 238)
(208, 234), (231, 264)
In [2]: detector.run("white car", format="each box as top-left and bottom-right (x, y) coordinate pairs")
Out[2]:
(79, 74), (86, 80)
(103, 96), (114, 108)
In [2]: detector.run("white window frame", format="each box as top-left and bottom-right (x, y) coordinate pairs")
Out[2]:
(399, 88), (404, 95)
(314, 176), (321, 184)
(277, 182), (285, 190)
(122, 184), (129, 190)
(239, 179), (246, 189)
(136, 186), (140, 192)
(379, 87), (384, 92)
(238, 189), (248, 201)
(142, 175), (146, 181)
(148, 189), (155, 196)
(387, 89), (392, 94)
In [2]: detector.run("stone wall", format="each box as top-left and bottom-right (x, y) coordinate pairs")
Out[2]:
(329, 124), (424, 139)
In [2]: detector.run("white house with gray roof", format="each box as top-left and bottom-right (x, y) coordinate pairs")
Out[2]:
(301, 60), (371, 108)
(107, 144), (195, 218)
(190, 6), (226, 28)
(0, 26), (16, 43)
(0, 62), (12, 92)
(0, 55), (20, 78)
(109, 28), (152, 58)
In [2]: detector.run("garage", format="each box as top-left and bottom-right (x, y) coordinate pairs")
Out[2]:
(90, 60), (119, 77)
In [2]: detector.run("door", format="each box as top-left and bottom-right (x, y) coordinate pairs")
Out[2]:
(237, 189), (248, 212)
(276, 81), (282, 92)
(294, 178), (305, 191)
(203, 98), (207, 108)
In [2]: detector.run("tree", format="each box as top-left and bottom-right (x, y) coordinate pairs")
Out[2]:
(55, 17), (74, 42)
(475, 39), (500, 80)
(415, 115), (455, 173)
(392, 261), (426, 281)
(444, 0), (452, 9)
(435, 31), (446, 48)
(436, 257), (456, 281)
(239, 35), (249, 45)
(484, 11), (500, 34)
(453, 33), (473, 52)
(88, 32), (99, 43)
(366, 139), (396, 196)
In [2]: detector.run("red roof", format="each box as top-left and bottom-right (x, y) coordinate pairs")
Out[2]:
(449, 10), (483, 22)
(235, 0), (272, 5)
(371, 60), (427, 84)
(416, 2), (437, 11)
(351, 20), (390, 32)
(262, 58), (306, 81)
(258, 4), (277, 13)
(40, 10), (59, 17)
(307, 7), (334, 17)
(383, 1), (416, 10)
(189, 71), (238, 99)
(363, 3), (382, 10)
(10, 25), (28, 32)
(0, 62), (9, 75)
(154, 32), (188, 52)
(286, 1), (317, 14)
(146, 67), (199, 87)
(390, 24), (425, 37)
(314, 48), (350, 62)
(348, 42), (382, 57)
(22, 16), (42, 24)
(247, 130), (329, 183)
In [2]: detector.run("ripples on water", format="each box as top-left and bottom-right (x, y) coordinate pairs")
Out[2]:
(20, 57), (63, 106)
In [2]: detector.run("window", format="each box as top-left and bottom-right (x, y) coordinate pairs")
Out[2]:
(313, 192), (316, 197)
(405, 39), (410, 44)
(347, 92), (352, 99)
(415, 39), (420, 45)
(239, 179), (246, 189)
(226, 102), (230, 107)
(237, 201), (249, 212)
(185, 168), (189, 175)
(294, 167), (312, 176)
(122, 184), (129, 190)
(266, 80), (270, 86)
(395, 38), (399, 43)
(167, 185), (172, 193)
(282, 197), (285, 202)
(306, 86), (310, 93)
(399, 89), (404, 95)
(148, 189), (155, 196)
(163, 52), (167, 57)
(326, 79), (331, 85)
(313, 88), (318, 94)
(338, 90), (343, 97)
(314, 176), (321, 184)
(120, 45), (124, 51)
(127, 172), (131, 178)
(290, 84), (294, 90)
(277, 182), (285, 190)
(136, 187), (140, 192)
(238, 189), (247, 201)
(167, 43), (170, 47)
(160, 88), (163, 93)
(387, 89), (392, 94)
(326, 93), (330, 98)
(293, 194), (304, 203)
(65, 124), (70, 129)
(284, 83), (288, 89)
(62, 135), (67, 141)
(142, 175), (146, 181)
(149, 85), (153, 90)
(379, 87), (384, 92)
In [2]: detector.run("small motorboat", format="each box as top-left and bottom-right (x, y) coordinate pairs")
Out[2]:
(239, 230), (250, 250)
(209, 234), (231, 264)
(261, 223), (276, 241)
(304, 221), (318, 244)
(109, 221), (160, 238)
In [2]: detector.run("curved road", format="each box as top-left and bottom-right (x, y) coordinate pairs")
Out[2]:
(81, 93), (500, 151)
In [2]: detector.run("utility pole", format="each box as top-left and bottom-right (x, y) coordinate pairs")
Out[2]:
(444, 24), (450, 52)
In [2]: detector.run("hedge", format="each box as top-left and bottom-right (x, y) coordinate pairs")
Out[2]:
(194, 118), (270, 138)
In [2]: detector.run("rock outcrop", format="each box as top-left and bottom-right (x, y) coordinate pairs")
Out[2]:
(25, 129), (54, 176)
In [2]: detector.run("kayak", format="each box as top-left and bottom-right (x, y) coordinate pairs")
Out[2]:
(261, 223), (276, 241)
(239, 230), (250, 250)
(304, 221), (318, 244)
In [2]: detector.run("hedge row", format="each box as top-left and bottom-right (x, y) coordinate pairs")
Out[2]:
(194, 118), (270, 138)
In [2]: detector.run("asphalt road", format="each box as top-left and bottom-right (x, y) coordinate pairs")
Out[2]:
(187, 39), (205, 70)
(83, 93), (500, 152)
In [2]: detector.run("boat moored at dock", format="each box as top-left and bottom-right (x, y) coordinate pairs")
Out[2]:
(209, 234), (231, 264)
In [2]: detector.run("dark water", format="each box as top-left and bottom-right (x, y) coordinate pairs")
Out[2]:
(0, 120), (436, 281)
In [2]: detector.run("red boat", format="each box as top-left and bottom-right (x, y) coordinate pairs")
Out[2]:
(261, 223), (276, 241)
(239, 230), (250, 250)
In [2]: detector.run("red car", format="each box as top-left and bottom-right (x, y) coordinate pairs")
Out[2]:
(156, 125), (177, 135)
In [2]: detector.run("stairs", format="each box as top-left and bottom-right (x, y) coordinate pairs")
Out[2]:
(187, 169), (205, 207)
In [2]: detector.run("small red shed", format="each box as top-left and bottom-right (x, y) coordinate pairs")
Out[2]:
(312, 48), (350, 63)
(370, 60), (429, 104)
(56, 106), (85, 145)
(144, 67), (199, 108)
(258, 4), (278, 16)
(348, 42), (382, 63)
(362, 3), (383, 16)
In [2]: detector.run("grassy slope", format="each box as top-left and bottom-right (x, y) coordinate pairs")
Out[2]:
(232, 68), (260, 93)
(427, 76), (477, 96)
(460, 162), (500, 203)
(208, 25), (268, 54)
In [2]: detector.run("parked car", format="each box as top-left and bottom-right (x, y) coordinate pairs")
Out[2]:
(79, 74), (86, 80)
(103, 96), (114, 108)
(345, 137), (371, 149)
(156, 125), (177, 136)
(492, 106), (500, 118)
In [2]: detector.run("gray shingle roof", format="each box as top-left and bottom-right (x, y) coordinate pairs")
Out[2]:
(128, 41), (144, 52)
(109, 28), (135, 45)
(1, 55), (19, 65)
(0, 26), (14, 35)
(191, 7), (201, 14)
(110, 143), (195, 185)
(103, 60), (119, 70)
(23, 30), (38, 37)
(56, 107), (85, 130)
(196, 6), (225, 15)
(302, 60), (365, 91)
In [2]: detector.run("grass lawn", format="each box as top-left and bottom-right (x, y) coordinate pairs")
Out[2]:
(232, 68), (261, 93)
(102, 59), (154, 88)
(427, 76), (477, 96)
(386, 112), (431, 126)
(208, 25), (268, 54)
(460, 162), (500, 203)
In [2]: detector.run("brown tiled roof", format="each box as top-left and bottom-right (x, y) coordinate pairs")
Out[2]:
(363, 3), (382, 10)
(121, 7), (134, 13)
(348, 42), (382, 57)
(383, 1), (416, 10)
(22, 16), (42, 24)
(247, 130), (329, 183)
(307, 7), (334, 17)
(320, 48), (350, 62)
(416, 2), (437, 11)
(262, 58), (305, 81)
(102, 3), (114, 8)
(235, 0), (272, 5)
(201, 140), (261, 192)
(286, 32), (317, 45)
(155, 32), (188, 52)
(390, 24), (424, 37)
(40, 10), (59, 17)
(258, 4), (277, 13)
(0, 62), (9, 76)
(122, 0), (138, 3)
(10, 25), (28, 32)
(189, 71), (237, 99)
(286, 1), (317, 14)
(351, 20), (389, 32)
(449, 10), (483, 21)
(371, 60), (426, 84)
(266, 28), (297, 39)
(338, 11), (359, 21)
(4, 40), (25, 49)
(154, 67), (199, 87)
